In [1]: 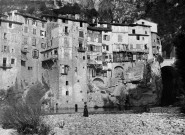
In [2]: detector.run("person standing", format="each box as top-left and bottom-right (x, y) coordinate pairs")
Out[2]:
(83, 102), (88, 117)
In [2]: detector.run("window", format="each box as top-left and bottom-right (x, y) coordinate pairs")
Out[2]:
(66, 91), (69, 96)
(4, 33), (7, 39)
(9, 23), (12, 28)
(40, 30), (45, 36)
(32, 49), (39, 59)
(42, 22), (45, 28)
(145, 31), (147, 34)
(106, 46), (109, 51)
(132, 29), (135, 34)
(11, 58), (15, 64)
(25, 18), (28, 24)
(32, 38), (36, 46)
(33, 28), (36, 35)
(136, 44), (141, 49)
(61, 65), (68, 75)
(21, 60), (26, 67)
(87, 55), (90, 59)
(62, 19), (68, 23)
(3, 46), (9, 52)
(28, 66), (33, 70)
(92, 69), (95, 77)
(79, 31), (84, 38)
(83, 56), (85, 60)
(32, 20), (36, 26)
(109, 55), (112, 59)
(50, 40), (53, 46)
(24, 26), (28, 33)
(80, 22), (83, 27)
(130, 44), (133, 49)
(54, 49), (58, 55)
(3, 58), (6, 67)
(79, 41), (83, 48)
(66, 81), (69, 85)
(65, 26), (68, 34)
(143, 37), (145, 40)
(0, 20), (1, 26)
(41, 43), (46, 49)
(23, 37), (28, 45)
(103, 71), (107, 77)
(103, 35), (110, 41)
(118, 35), (122, 42)
(136, 36), (140, 40)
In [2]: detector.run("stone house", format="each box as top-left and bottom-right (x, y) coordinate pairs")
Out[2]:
(41, 15), (88, 108)
(0, 17), (22, 90)
(11, 11), (47, 89)
(134, 19), (162, 56)
(0, 11), (161, 108)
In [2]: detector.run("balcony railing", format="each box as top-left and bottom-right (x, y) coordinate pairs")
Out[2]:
(77, 47), (86, 52)
(42, 54), (58, 61)
(129, 48), (149, 53)
(0, 64), (12, 70)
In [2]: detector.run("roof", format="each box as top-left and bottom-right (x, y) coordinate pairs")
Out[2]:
(15, 13), (47, 22)
(135, 19), (158, 25)
(129, 24), (151, 27)
(0, 19), (23, 25)
(41, 14), (87, 23)
(87, 26), (112, 32)
(40, 47), (58, 53)
(0, 14), (8, 17)
(129, 34), (149, 36)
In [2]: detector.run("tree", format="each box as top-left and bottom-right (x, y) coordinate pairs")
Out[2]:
(143, 0), (185, 57)
(98, 0), (144, 23)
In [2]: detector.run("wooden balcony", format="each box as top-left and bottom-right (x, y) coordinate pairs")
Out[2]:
(77, 47), (86, 52)
(0, 64), (12, 70)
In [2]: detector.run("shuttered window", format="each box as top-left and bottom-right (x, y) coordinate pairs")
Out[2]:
(118, 35), (122, 42)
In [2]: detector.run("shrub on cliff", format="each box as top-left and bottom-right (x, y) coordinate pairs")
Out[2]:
(1, 102), (50, 135)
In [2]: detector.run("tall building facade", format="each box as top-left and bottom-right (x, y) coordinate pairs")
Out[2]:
(0, 10), (161, 108)
(41, 15), (88, 108)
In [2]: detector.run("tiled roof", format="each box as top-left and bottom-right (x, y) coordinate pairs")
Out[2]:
(41, 14), (87, 23)
(0, 19), (23, 25)
(15, 13), (47, 22)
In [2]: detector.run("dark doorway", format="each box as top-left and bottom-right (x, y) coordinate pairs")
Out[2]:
(161, 66), (180, 106)
(3, 58), (6, 67)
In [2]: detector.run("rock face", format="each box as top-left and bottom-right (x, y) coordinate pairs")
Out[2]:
(128, 60), (162, 106)
(87, 60), (163, 107)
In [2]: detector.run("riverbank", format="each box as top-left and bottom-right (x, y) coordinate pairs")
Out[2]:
(43, 107), (185, 135)
(0, 107), (184, 135)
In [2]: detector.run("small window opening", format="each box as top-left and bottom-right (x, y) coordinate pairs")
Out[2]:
(66, 91), (69, 96)
(11, 58), (15, 64)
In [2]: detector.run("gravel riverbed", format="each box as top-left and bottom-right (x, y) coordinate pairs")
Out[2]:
(43, 108), (185, 135)
(1, 107), (185, 135)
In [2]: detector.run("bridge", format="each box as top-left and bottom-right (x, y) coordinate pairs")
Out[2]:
(160, 58), (176, 67)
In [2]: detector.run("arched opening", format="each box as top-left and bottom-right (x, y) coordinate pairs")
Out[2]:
(114, 66), (124, 78)
(93, 78), (104, 87)
(161, 66), (181, 106)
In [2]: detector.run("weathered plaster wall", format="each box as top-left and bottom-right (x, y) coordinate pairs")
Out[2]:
(0, 19), (22, 90)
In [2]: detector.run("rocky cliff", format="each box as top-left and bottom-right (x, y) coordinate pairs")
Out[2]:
(88, 59), (163, 107)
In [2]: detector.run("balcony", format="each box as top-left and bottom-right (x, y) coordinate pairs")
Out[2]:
(42, 54), (58, 62)
(0, 64), (12, 70)
(129, 48), (149, 53)
(77, 47), (86, 52)
(21, 48), (29, 53)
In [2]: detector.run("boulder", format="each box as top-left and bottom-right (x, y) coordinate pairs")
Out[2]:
(128, 61), (162, 106)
